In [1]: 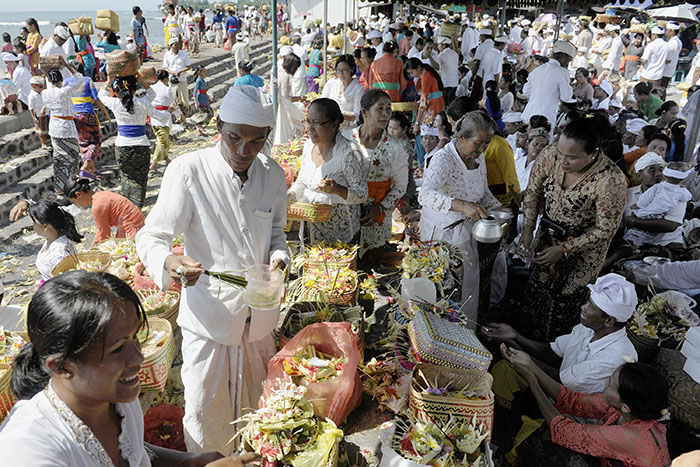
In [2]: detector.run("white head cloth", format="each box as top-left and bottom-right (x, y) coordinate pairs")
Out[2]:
(667, 22), (680, 31)
(54, 25), (70, 40)
(652, 26), (665, 35)
(480, 28), (492, 35)
(663, 166), (692, 180)
(1, 52), (19, 62)
(280, 45), (294, 56)
(587, 273), (638, 322)
(503, 112), (522, 123)
(368, 29), (382, 39)
(634, 152), (665, 173)
(219, 85), (275, 128)
(420, 125), (440, 137)
(168, 36), (179, 45)
(626, 118), (646, 135)
(552, 40), (577, 58)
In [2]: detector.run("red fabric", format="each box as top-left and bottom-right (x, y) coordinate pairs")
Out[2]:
(416, 71), (445, 115)
(367, 179), (392, 224)
(366, 54), (407, 102)
(143, 404), (186, 451)
(549, 386), (670, 467)
(279, 162), (294, 189)
(91, 191), (145, 244)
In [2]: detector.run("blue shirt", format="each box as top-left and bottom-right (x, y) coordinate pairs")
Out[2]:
(225, 15), (239, 34)
(213, 13), (223, 24)
(66, 76), (99, 114)
(234, 74), (264, 88)
(132, 18), (145, 46)
(193, 77), (209, 106)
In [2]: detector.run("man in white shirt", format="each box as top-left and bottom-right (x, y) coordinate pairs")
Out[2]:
(368, 29), (384, 61)
(518, 28), (532, 56)
(435, 36), (459, 103)
(461, 21), (479, 61)
(602, 24), (623, 78)
(508, 19), (522, 44)
(479, 35), (506, 85)
(574, 18), (593, 53)
(407, 38), (424, 60)
(136, 85), (289, 455)
(521, 40), (575, 126)
(486, 273), (639, 396)
(640, 27), (668, 89)
(631, 259), (700, 297)
(231, 33), (250, 74)
(39, 25), (71, 80)
(503, 111), (523, 155)
(661, 22), (683, 90)
(162, 36), (192, 114)
(470, 28), (494, 100)
(593, 79), (613, 111)
(3, 53), (31, 107)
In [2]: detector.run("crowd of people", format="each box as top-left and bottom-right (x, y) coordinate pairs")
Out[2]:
(2, 3), (700, 466)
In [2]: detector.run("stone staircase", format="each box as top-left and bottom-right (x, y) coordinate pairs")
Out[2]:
(0, 41), (272, 242)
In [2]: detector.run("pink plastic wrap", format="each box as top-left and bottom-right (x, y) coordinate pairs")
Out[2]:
(262, 322), (362, 425)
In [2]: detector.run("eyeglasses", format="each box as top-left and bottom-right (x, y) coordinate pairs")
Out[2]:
(303, 119), (333, 128)
(336, 67), (353, 74)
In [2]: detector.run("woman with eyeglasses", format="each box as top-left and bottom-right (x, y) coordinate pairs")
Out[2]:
(418, 111), (504, 324)
(288, 98), (367, 243)
(517, 113), (627, 341)
(351, 89), (409, 266)
(321, 54), (365, 128)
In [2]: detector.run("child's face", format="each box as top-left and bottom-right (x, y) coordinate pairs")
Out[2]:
(387, 119), (406, 139)
(516, 132), (528, 149)
(504, 121), (520, 135)
(30, 84), (44, 93)
(199, 69), (207, 78)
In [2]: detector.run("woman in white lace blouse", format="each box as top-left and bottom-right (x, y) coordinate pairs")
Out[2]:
(28, 200), (82, 284)
(288, 98), (367, 243)
(418, 111), (503, 325)
(0, 271), (258, 467)
(321, 54), (364, 128)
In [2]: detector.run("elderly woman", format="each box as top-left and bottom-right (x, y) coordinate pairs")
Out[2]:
(321, 54), (364, 127)
(288, 98), (367, 243)
(419, 111), (503, 324)
(349, 89), (408, 263)
(501, 347), (670, 466)
(98, 74), (170, 207)
(515, 127), (549, 191)
(518, 114), (627, 341)
(0, 271), (257, 466)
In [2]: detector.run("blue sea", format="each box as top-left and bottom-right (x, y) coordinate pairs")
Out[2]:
(0, 10), (171, 46)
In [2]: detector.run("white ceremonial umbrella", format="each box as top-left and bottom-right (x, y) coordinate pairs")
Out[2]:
(647, 3), (699, 23)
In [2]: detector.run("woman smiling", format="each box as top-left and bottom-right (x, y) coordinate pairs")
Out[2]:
(0, 271), (257, 466)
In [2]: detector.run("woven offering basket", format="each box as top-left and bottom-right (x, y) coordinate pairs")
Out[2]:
(137, 289), (180, 331)
(626, 323), (660, 363)
(39, 55), (63, 71)
(0, 364), (14, 421)
(139, 318), (176, 392)
(287, 201), (332, 223)
(105, 50), (139, 77)
(303, 248), (358, 279)
(409, 363), (494, 441)
(52, 251), (112, 277)
(299, 280), (358, 306)
(69, 17), (93, 36)
(391, 102), (419, 112)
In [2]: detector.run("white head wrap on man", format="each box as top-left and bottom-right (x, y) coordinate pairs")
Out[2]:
(368, 29), (382, 39)
(1, 52), (19, 62)
(634, 152), (665, 173)
(503, 112), (523, 123)
(280, 45), (294, 56)
(626, 118), (646, 135)
(479, 29), (492, 36)
(552, 40), (577, 58)
(54, 25), (70, 40)
(219, 85), (275, 128)
(168, 36), (180, 46)
(586, 273), (638, 322)
(420, 125), (440, 137)
(652, 26), (665, 35)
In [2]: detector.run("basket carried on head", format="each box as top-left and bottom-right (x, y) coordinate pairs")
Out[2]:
(39, 55), (63, 72)
(69, 17), (93, 36)
(105, 50), (140, 77)
(409, 363), (495, 441)
(139, 317), (177, 392)
(52, 251), (112, 277)
(287, 201), (332, 223)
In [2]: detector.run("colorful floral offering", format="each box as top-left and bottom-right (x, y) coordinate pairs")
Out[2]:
(0, 329), (26, 364)
(140, 290), (179, 316)
(283, 345), (347, 384)
(76, 259), (108, 272)
(401, 241), (450, 284)
(303, 267), (357, 297)
(414, 369), (487, 401)
(306, 242), (359, 265)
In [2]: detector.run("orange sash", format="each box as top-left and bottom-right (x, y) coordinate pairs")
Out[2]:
(367, 179), (392, 225)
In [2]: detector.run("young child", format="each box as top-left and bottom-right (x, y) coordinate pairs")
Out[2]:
(416, 125), (440, 178)
(571, 46), (588, 71)
(28, 75), (48, 147)
(625, 160), (693, 246)
(27, 199), (83, 283)
(192, 65), (212, 136)
(388, 112), (418, 215)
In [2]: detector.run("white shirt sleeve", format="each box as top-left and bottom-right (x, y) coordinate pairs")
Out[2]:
(419, 149), (455, 214)
(380, 139), (409, 211)
(632, 260), (700, 291)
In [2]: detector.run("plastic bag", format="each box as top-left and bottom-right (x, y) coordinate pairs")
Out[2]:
(262, 322), (362, 425)
(274, 96), (305, 145)
(290, 420), (343, 467)
(657, 291), (700, 326)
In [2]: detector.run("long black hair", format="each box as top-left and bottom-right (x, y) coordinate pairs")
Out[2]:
(26, 17), (40, 35)
(484, 80), (501, 117)
(669, 119), (687, 162)
(111, 75), (138, 113)
(64, 177), (92, 200)
(29, 200), (83, 243)
(12, 271), (147, 400)
(617, 362), (668, 421)
(404, 57), (444, 91)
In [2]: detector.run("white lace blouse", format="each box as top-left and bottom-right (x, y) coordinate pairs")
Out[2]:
(35, 235), (77, 281)
(42, 75), (86, 139)
(0, 384), (151, 466)
(289, 133), (367, 243)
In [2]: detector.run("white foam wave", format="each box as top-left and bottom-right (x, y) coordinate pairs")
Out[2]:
(0, 21), (50, 27)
